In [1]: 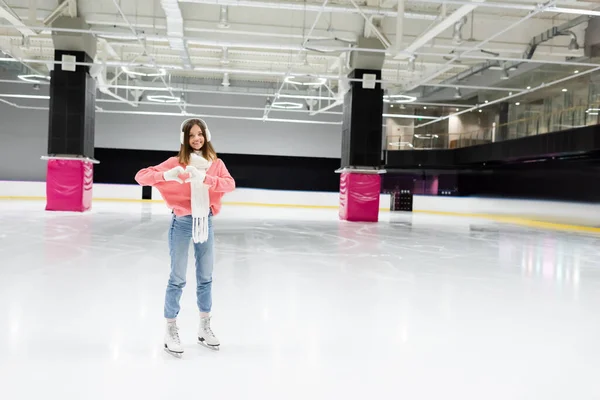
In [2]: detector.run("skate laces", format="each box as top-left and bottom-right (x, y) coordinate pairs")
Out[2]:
(202, 318), (214, 337)
(169, 324), (181, 344)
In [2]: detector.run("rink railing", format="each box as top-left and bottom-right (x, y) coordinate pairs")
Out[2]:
(0, 180), (392, 211)
(4, 180), (600, 230)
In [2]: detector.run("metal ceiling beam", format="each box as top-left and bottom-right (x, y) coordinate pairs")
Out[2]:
(0, 0), (36, 36)
(414, 65), (600, 129)
(110, 0), (184, 112)
(401, 1), (555, 93)
(415, 12), (592, 101)
(397, 2), (482, 59)
(263, 0), (331, 120)
(179, 0), (437, 20)
(408, 0), (600, 16)
(0, 77), (479, 108)
(0, 21), (582, 59)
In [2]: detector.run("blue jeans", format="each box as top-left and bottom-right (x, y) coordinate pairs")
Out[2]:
(164, 213), (214, 319)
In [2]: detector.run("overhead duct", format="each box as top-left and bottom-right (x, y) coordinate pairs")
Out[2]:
(414, 13), (593, 102)
(584, 17), (600, 58)
(349, 37), (386, 70)
(51, 16), (96, 59)
(160, 0), (192, 69)
(179, 0), (437, 20)
(91, 41), (138, 107)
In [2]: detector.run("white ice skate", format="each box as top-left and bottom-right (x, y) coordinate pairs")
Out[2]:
(198, 316), (220, 351)
(164, 322), (184, 357)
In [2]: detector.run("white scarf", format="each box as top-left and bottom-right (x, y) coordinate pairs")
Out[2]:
(189, 153), (212, 243)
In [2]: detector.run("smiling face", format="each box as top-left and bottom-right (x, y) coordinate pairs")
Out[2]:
(189, 124), (205, 151)
(178, 118), (217, 165)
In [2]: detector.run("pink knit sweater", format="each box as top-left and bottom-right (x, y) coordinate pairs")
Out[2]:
(135, 156), (235, 216)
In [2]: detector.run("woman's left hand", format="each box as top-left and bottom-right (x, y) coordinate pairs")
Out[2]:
(184, 166), (206, 184)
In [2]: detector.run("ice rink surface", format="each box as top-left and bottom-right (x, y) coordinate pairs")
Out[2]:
(1, 200), (600, 399)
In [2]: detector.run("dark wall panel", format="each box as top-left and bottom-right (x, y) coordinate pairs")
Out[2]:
(386, 124), (600, 169)
(93, 148), (341, 192)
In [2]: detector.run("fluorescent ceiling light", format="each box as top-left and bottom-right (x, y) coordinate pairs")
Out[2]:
(271, 101), (303, 109)
(546, 7), (600, 17)
(147, 95), (181, 103)
(414, 134), (438, 139)
(382, 113), (437, 120)
(383, 94), (417, 103)
(18, 74), (50, 83)
(121, 66), (167, 77)
(0, 94), (50, 99)
(284, 75), (327, 86)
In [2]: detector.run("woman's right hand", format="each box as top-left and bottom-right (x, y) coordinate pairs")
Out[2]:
(163, 166), (186, 183)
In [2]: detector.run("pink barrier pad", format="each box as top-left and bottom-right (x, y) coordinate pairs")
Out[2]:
(339, 172), (381, 222)
(46, 159), (94, 212)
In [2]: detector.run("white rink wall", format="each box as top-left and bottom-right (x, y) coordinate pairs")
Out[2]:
(3, 180), (600, 226)
(0, 181), (390, 210)
(413, 196), (600, 226)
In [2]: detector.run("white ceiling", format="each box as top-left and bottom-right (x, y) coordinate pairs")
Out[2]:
(0, 0), (599, 123)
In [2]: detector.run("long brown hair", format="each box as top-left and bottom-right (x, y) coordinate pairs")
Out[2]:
(178, 118), (217, 165)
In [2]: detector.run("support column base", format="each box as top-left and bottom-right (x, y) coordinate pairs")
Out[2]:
(45, 158), (94, 212)
(339, 172), (381, 222)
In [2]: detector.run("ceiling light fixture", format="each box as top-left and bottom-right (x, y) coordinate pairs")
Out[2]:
(388, 142), (414, 148)
(414, 134), (439, 139)
(562, 88), (568, 92)
(574, 70), (579, 74)
(568, 36), (579, 51)
(271, 101), (303, 109)
(586, 108), (599, 115)
(147, 95), (181, 103)
(121, 66), (167, 77)
(18, 74), (50, 83)
(515, 102), (521, 105)
(284, 75), (327, 86)
(383, 94), (417, 103)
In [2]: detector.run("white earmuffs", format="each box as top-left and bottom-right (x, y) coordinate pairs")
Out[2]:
(180, 117), (211, 144)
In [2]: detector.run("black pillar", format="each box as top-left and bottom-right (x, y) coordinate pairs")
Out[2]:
(341, 69), (384, 169)
(498, 102), (509, 142)
(47, 50), (96, 158)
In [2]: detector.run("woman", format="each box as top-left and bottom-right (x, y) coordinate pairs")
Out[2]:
(135, 118), (235, 357)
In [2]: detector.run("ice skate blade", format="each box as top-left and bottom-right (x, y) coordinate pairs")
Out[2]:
(164, 344), (183, 358)
(198, 338), (220, 351)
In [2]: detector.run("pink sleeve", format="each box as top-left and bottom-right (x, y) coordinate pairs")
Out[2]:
(204, 159), (235, 193)
(135, 158), (177, 186)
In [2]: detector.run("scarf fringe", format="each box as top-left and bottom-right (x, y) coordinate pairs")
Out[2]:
(192, 216), (209, 244)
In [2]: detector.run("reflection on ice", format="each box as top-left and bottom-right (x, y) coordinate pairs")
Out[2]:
(1, 200), (600, 399)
